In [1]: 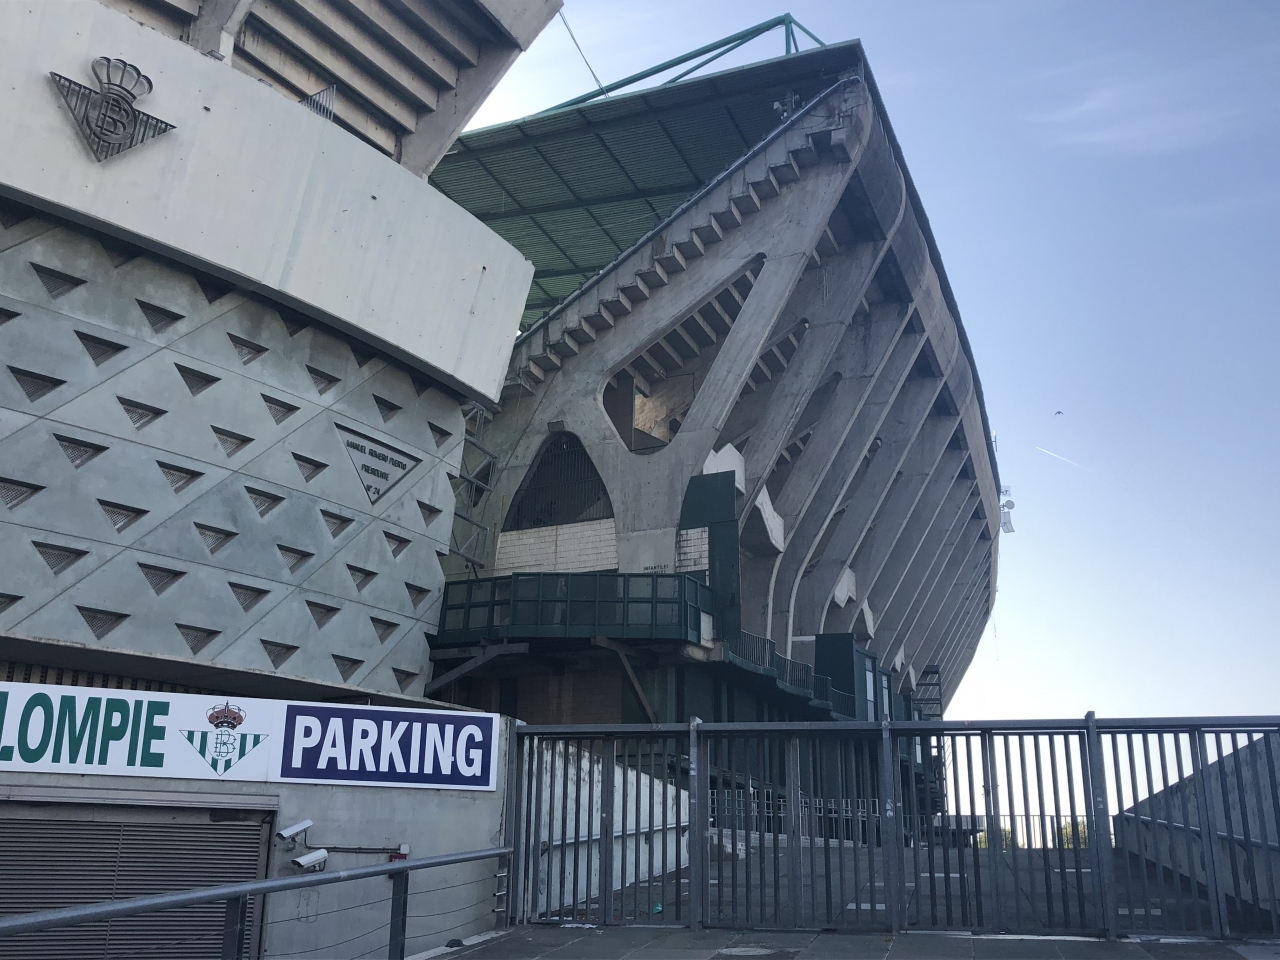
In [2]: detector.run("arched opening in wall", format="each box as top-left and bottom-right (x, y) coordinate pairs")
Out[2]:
(497, 433), (617, 574)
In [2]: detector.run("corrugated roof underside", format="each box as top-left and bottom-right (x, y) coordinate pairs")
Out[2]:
(431, 43), (864, 327)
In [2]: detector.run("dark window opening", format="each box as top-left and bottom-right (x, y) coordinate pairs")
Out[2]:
(504, 432), (613, 531)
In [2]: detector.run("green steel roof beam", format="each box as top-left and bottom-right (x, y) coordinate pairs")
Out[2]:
(542, 13), (824, 113)
(662, 33), (762, 87)
(787, 13), (827, 49)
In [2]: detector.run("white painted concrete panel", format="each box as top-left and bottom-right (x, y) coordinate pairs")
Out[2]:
(0, 2), (533, 403)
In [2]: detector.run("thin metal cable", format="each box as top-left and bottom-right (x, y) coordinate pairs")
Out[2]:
(558, 11), (609, 100)
(262, 919), (390, 958)
(349, 899), (494, 960)
(259, 874), (494, 926)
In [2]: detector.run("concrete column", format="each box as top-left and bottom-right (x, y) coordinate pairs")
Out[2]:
(874, 487), (978, 656)
(790, 371), (945, 635)
(891, 516), (985, 665)
(738, 241), (891, 516)
(834, 444), (967, 638)
(862, 457), (971, 632)
(924, 556), (990, 672)
(937, 595), (990, 702)
(673, 170), (859, 446)
(905, 530), (990, 669)
(936, 581), (990, 685)
(771, 303), (914, 529)
(766, 327), (922, 643)
(801, 406), (959, 635)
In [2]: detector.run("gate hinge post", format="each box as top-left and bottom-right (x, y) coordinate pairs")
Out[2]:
(1083, 711), (1117, 939)
(879, 720), (904, 932)
(688, 717), (705, 930)
(220, 895), (247, 960)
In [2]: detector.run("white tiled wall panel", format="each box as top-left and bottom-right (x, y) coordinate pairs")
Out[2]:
(675, 527), (709, 573)
(494, 519), (618, 575)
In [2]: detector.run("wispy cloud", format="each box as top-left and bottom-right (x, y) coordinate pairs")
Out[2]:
(1025, 47), (1279, 156)
(1036, 446), (1091, 471)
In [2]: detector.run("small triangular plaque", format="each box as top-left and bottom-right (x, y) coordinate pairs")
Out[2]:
(336, 424), (420, 505)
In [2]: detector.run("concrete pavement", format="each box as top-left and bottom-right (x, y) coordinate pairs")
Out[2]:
(417, 926), (1280, 960)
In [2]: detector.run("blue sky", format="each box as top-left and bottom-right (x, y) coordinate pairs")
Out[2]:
(470, 1), (1280, 720)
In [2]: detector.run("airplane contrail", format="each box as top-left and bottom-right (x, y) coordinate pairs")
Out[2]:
(1035, 446), (1089, 470)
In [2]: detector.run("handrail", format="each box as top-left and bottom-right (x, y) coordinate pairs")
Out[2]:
(515, 719), (1280, 735)
(0, 845), (511, 938)
(514, 73), (861, 347)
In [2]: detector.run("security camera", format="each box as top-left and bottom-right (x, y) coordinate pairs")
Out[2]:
(292, 849), (328, 871)
(277, 819), (313, 841)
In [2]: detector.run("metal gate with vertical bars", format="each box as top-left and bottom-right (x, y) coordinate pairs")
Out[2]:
(507, 716), (1280, 938)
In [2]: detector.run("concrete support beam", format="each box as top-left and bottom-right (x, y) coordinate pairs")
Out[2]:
(941, 612), (989, 705)
(925, 557), (989, 670)
(942, 591), (988, 686)
(673, 169), (857, 446)
(190, 0), (255, 60)
(889, 515), (984, 666)
(875, 483), (979, 657)
(837, 443), (967, 641)
(904, 526), (989, 669)
(800, 404), (957, 635)
(400, 2), (560, 176)
(791, 370), (944, 635)
(738, 241), (889, 516)
(866, 468), (974, 630)
(762, 324), (921, 642)
(772, 303), (914, 529)
(936, 588), (990, 700)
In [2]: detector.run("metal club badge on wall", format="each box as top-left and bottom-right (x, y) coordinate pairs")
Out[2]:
(50, 57), (175, 162)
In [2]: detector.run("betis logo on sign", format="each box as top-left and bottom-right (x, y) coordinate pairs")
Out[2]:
(336, 424), (421, 504)
(182, 702), (267, 776)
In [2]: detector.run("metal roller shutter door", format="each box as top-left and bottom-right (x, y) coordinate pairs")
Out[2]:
(0, 812), (268, 960)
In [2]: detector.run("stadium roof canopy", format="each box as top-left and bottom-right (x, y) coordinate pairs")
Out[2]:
(430, 27), (864, 328)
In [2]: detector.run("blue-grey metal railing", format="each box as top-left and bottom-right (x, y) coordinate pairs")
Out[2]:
(512, 717), (1280, 940)
(0, 845), (510, 960)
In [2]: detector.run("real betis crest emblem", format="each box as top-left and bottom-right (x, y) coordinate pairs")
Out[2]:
(51, 57), (175, 162)
(183, 701), (267, 776)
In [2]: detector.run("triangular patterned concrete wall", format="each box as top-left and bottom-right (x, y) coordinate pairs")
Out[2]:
(0, 204), (464, 698)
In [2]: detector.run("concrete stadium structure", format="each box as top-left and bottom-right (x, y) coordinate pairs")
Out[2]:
(0, 2), (555, 956)
(0, 0), (554, 702)
(427, 39), (1001, 724)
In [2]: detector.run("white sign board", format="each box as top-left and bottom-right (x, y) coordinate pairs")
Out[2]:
(0, 683), (499, 791)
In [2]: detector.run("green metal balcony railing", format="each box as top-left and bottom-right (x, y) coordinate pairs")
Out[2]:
(725, 631), (869, 719)
(439, 572), (716, 646)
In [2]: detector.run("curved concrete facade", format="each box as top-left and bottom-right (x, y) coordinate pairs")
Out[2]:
(0, 1), (550, 701)
(464, 70), (999, 709)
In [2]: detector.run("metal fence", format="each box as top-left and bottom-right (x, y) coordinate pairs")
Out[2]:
(0, 846), (510, 960)
(508, 716), (1280, 938)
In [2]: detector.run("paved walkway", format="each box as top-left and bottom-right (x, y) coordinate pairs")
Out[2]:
(422, 926), (1280, 960)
